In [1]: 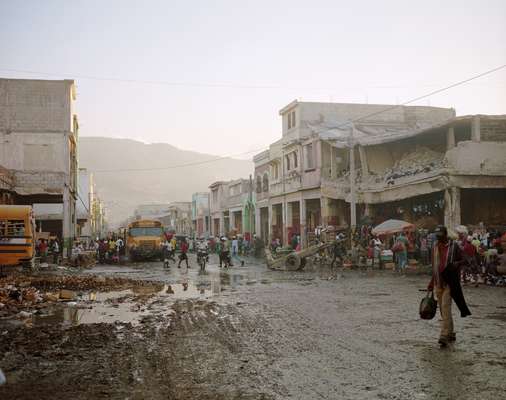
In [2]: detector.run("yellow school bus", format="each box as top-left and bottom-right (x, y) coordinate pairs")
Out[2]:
(0, 205), (36, 267)
(126, 219), (165, 261)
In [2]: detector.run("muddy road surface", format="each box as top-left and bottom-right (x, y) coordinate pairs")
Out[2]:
(1, 254), (505, 399)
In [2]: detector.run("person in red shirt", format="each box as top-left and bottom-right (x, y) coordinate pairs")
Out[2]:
(39, 239), (48, 258)
(177, 238), (190, 269)
(428, 226), (471, 347)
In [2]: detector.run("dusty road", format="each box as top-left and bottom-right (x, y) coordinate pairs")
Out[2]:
(1, 254), (505, 399)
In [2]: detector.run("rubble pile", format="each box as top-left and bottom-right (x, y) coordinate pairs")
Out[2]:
(0, 274), (164, 319)
(0, 285), (43, 318)
(0, 274), (154, 292)
(383, 146), (445, 185)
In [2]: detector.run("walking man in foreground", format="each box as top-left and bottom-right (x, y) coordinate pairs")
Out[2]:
(427, 225), (472, 347)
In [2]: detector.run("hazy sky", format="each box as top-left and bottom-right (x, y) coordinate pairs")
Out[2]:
(1, 0), (505, 158)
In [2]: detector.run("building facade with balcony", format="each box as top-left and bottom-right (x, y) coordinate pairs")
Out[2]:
(254, 100), (460, 247)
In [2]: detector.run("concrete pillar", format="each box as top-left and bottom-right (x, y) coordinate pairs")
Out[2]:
(446, 126), (456, 150)
(444, 187), (461, 229)
(471, 116), (481, 142)
(254, 206), (261, 240)
(358, 145), (369, 178)
(300, 198), (307, 249)
(364, 203), (372, 218)
(63, 183), (71, 258)
(349, 144), (357, 229)
(285, 202), (293, 244)
(281, 202), (287, 245)
(230, 210), (235, 231)
(452, 187), (461, 228)
(320, 196), (329, 226)
(268, 203), (272, 241)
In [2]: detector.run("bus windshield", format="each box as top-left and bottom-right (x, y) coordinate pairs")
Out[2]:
(129, 227), (163, 237)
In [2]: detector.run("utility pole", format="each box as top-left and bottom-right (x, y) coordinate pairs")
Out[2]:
(348, 123), (358, 264)
(349, 124), (357, 229)
(249, 174), (254, 239)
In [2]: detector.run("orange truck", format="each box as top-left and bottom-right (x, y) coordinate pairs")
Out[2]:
(0, 205), (36, 268)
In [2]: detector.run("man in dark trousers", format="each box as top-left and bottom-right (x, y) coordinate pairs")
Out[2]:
(428, 225), (472, 347)
(178, 238), (190, 269)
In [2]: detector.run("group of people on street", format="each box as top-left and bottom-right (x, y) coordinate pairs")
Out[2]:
(35, 238), (60, 264)
(96, 236), (124, 264)
(160, 235), (241, 269)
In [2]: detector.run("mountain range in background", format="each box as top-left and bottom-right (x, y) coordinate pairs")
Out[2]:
(78, 137), (254, 227)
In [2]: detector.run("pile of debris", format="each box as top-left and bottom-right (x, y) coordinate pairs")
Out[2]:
(0, 274), (163, 320)
(383, 146), (445, 186)
(0, 284), (43, 318)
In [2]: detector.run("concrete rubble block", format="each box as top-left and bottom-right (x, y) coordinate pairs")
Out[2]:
(59, 289), (76, 300)
(17, 310), (32, 319)
(43, 292), (60, 302)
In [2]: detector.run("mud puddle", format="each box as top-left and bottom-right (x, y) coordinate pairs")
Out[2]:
(31, 282), (215, 327)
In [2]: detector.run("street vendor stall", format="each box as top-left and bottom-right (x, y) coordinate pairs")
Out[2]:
(371, 219), (415, 236)
(372, 219), (415, 269)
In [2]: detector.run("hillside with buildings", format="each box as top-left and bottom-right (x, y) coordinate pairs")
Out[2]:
(78, 137), (253, 226)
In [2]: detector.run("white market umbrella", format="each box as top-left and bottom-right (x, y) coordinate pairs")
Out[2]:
(372, 219), (415, 236)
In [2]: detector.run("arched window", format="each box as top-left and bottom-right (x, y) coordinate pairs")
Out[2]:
(293, 151), (298, 168)
(285, 155), (291, 171)
(262, 173), (269, 192)
(256, 175), (262, 193)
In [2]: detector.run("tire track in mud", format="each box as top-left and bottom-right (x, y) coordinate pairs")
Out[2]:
(131, 300), (284, 399)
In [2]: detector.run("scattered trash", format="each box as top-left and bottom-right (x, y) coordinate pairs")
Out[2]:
(18, 310), (32, 319)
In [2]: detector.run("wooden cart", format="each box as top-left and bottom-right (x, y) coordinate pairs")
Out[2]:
(265, 241), (335, 271)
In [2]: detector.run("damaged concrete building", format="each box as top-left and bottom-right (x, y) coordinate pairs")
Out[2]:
(0, 78), (79, 255)
(254, 100), (506, 247)
(159, 202), (192, 236)
(209, 178), (255, 239)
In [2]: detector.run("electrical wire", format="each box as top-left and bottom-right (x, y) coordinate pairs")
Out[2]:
(0, 67), (504, 91)
(89, 62), (506, 173)
(3, 63), (504, 174)
(91, 146), (267, 173)
(334, 63), (506, 130)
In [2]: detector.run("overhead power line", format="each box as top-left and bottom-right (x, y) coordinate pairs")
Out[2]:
(91, 147), (266, 174)
(334, 63), (506, 130)
(3, 63), (504, 173)
(91, 62), (505, 173)
(352, 63), (506, 124)
(0, 67), (504, 91)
